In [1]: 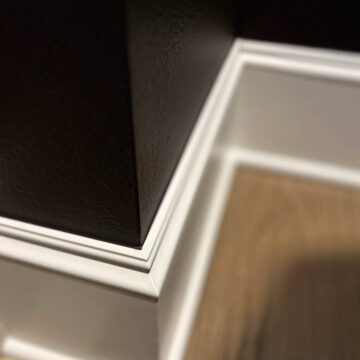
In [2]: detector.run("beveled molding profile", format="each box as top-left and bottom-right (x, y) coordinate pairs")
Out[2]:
(2, 38), (360, 298)
(3, 39), (360, 360)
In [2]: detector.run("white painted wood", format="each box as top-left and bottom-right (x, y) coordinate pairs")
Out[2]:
(161, 40), (360, 360)
(3, 38), (360, 359)
(0, 235), (157, 297)
(158, 153), (236, 360)
(232, 148), (360, 189)
(0, 40), (242, 292)
(0, 258), (158, 360)
(242, 39), (360, 66)
(0, 215), (148, 270)
(0, 38), (240, 274)
(2, 337), (81, 360)
(229, 44), (360, 174)
(0, 40), (242, 360)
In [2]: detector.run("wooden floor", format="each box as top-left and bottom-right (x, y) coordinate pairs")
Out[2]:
(3, 168), (360, 360)
(186, 167), (360, 360)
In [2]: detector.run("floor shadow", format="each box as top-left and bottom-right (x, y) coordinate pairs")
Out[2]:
(243, 254), (360, 360)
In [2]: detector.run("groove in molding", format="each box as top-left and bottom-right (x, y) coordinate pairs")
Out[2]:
(2, 38), (360, 296)
(3, 39), (360, 360)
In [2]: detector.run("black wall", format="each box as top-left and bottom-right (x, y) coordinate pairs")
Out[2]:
(0, 1), (234, 247)
(239, 1), (360, 52)
(5, 1), (352, 248)
(127, 0), (234, 239)
(0, 1), (141, 246)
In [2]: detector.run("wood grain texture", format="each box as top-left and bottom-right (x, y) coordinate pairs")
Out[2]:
(186, 167), (360, 360)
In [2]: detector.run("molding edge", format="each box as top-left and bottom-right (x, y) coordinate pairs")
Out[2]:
(3, 38), (360, 360)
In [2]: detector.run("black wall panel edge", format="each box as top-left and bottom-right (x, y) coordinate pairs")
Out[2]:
(0, 1), (141, 247)
(126, 0), (235, 240)
(0, 1), (235, 247)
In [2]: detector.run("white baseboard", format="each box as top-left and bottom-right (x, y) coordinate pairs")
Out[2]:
(2, 38), (360, 359)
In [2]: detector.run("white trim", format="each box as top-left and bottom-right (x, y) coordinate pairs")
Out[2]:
(2, 338), (80, 360)
(3, 38), (360, 294)
(162, 154), (236, 360)
(3, 39), (360, 360)
(0, 218), (148, 269)
(0, 40), (242, 297)
(150, 47), (242, 293)
(164, 40), (360, 360)
(232, 148), (360, 189)
(242, 53), (360, 82)
(0, 40), (241, 273)
(0, 235), (157, 297)
(241, 39), (360, 66)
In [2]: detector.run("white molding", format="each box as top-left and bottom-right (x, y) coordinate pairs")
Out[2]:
(2, 37), (360, 277)
(0, 40), (242, 286)
(241, 39), (360, 66)
(163, 40), (360, 360)
(161, 153), (237, 360)
(0, 217), (149, 268)
(3, 39), (360, 359)
(232, 148), (360, 189)
(0, 235), (157, 297)
(2, 337), (80, 360)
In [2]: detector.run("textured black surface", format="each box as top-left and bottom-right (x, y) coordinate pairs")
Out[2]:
(0, 1), (141, 246)
(0, 1), (234, 247)
(127, 0), (234, 239)
(238, 1), (360, 52)
(4, 1), (355, 248)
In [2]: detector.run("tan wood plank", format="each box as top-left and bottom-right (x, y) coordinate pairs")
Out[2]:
(186, 167), (360, 360)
